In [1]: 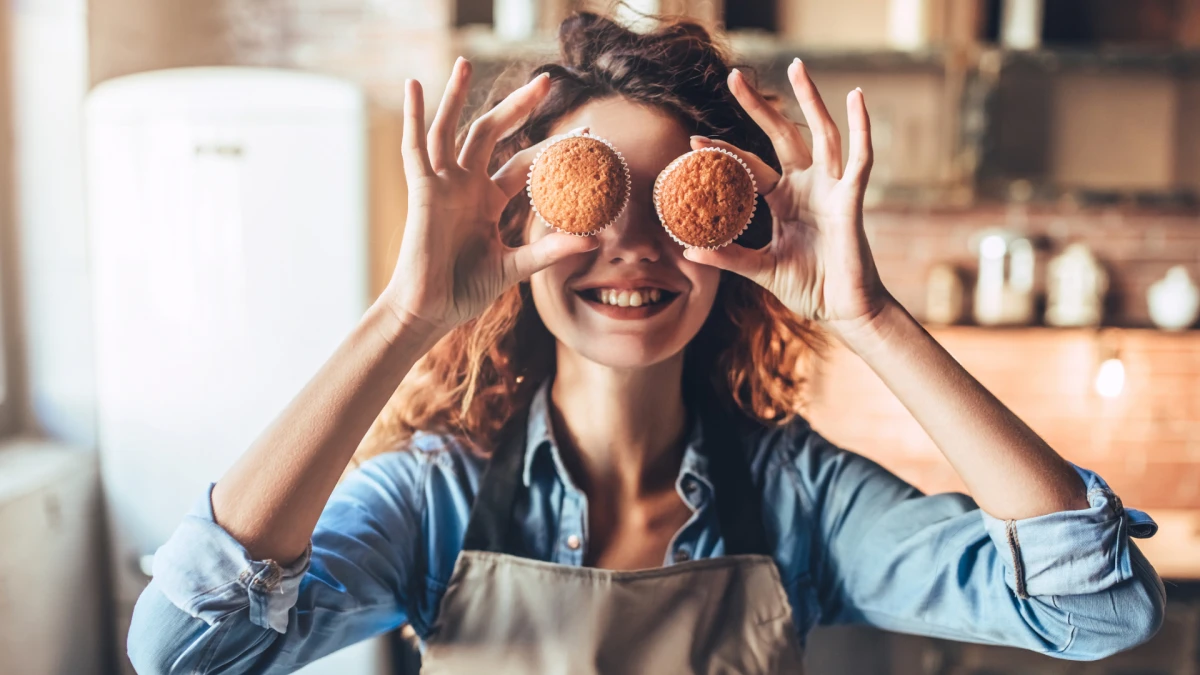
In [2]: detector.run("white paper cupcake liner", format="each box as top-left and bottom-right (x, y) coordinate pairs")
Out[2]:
(653, 146), (758, 250)
(526, 129), (631, 237)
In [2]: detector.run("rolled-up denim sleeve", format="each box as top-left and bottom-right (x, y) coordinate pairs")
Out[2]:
(980, 466), (1158, 599)
(127, 452), (426, 674)
(787, 425), (1165, 661)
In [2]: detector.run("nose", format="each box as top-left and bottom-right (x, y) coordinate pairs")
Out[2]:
(599, 204), (663, 265)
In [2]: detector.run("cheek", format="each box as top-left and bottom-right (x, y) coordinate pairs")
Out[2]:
(529, 268), (557, 315)
(529, 262), (575, 331)
(681, 260), (723, 314)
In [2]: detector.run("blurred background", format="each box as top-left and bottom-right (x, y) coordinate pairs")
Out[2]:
(1, 0), (1200, 673)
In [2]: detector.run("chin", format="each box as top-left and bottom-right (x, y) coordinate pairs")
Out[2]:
(565, 335), (684, 370)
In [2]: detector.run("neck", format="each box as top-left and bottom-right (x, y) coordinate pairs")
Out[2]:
(548, 347), (689, 500)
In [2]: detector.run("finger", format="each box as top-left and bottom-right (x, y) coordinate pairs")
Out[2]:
(682, 245), (774, 289)
(788, 59), (842, 175)
(402, 79), (434, 179)
(689, 136), (782, 195)
(428, 57), (472, 172)
(845, 88), (874, 189)
(504, 232), (599, 281)
(459, 73), (552, 171)
(491, 127), (590, 198)
(727, 68), (812, 170)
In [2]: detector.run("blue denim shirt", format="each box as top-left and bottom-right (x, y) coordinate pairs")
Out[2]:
(129, 382), (1165, 673)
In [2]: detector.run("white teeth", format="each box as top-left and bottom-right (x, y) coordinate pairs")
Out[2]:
(592, 288), (667, 306)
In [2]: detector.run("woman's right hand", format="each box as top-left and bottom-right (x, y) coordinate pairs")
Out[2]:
(381, 58), (599, 336)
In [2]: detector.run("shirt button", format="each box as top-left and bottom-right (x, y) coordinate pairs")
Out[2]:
(566, 534), (581, 550)
(674, 548), (692, 563)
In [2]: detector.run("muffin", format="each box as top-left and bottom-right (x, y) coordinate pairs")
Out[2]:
(653, 147), (757, 249)
(527, 131), (630, 236)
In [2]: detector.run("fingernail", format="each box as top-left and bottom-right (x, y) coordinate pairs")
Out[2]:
(731, 68), (741, 77)
(855, 86), (863, 93)
(690, 135), (712, 145)
(793, 57), (801, 65)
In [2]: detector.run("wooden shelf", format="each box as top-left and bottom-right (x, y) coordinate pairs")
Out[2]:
(990, 46), (1200, 74)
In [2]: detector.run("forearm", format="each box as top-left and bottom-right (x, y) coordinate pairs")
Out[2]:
(835, 297), (1088, 519)
(210, 301), (443, 564)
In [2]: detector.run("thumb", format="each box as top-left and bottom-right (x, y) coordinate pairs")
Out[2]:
(683, 245), (774, 288)
(504, 232), (599, 281)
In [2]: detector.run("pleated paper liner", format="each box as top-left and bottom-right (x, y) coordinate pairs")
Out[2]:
(526, 130), (631, 237)
(653, 146), (758, 250)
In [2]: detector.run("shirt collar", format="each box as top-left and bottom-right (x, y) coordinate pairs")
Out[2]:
(521, 379), (567, 488)
(520, 379), (715, 495)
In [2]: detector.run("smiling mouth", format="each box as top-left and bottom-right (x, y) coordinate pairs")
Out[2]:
(575, 287), (681, 318)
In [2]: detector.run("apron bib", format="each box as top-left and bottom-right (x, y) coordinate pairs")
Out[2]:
(420, 395), (805, 674)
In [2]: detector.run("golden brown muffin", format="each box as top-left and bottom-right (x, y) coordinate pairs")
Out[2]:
(654, 148), (757, 249)
(528, 134), (629, 235)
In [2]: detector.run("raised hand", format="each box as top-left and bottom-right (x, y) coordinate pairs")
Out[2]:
(382, 58), (598, 335)
(683, 60), (889, 341)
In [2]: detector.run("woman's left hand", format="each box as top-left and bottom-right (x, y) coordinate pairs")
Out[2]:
(684, 60), (891, 342)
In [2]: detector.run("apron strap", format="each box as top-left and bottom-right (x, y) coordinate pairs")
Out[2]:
(460, 389), (769, 557)
(460, 414), (528, 554)
(692, 391), (770, 557)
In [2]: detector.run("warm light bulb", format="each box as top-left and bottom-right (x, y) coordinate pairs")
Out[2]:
(1094, 358), (1125, 399)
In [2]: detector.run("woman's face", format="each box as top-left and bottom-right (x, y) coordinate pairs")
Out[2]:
(526, 97), (722, 370)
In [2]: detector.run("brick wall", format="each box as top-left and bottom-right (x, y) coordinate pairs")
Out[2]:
(806, 326), (1200, 509)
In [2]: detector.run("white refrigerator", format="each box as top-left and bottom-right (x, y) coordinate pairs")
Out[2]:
(85, 67), (389, 674)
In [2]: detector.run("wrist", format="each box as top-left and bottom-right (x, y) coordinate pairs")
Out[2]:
(365, 299), (447, 356)
(827, 294), (912, 357)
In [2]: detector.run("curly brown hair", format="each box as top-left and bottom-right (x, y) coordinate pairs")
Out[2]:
(351, 12), (824, 466)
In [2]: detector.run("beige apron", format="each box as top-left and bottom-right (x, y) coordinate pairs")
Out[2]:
(419, 399), (806, 674)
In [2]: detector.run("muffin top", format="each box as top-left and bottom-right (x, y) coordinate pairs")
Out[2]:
(529, 135), (629, 235)
(655, 149), (756, 248)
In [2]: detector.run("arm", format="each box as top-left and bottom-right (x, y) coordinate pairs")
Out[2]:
(209, 61), (596, 566)
(210, 304), (436, 565)
(693, 60), (1165, 656)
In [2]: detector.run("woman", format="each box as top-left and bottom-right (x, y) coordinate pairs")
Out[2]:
(128, 13), (1164, 674)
